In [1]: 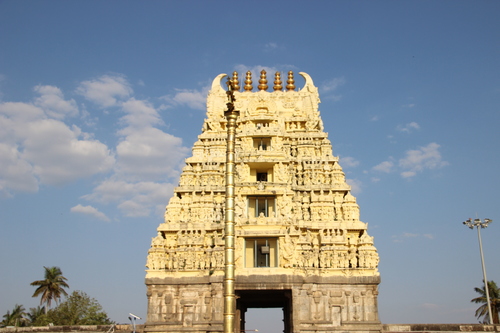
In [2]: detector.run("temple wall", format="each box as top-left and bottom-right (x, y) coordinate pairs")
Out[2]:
(3, 324), (499, 333)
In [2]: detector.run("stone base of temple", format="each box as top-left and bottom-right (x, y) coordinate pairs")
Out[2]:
(145, 274), (381, 333)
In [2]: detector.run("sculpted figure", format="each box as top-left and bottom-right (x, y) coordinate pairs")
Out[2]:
(274, 162), (288, 182)
(302, 204), (310, 220)
(319, 250), (328, 268)
(280, 233), (296, 268)
(273, 136), (283, 151)
(349, 249), (358, 268)
(146, 253), (154, 270)
(235, 195), (246, 219)
(235, 237), (244, 267)
(358, 251), (367, 268)
(214, 203), (222, 222)
(236, 163), (249, 182)
(204, 232), (213, 248)
(279, 195), (292, 217)
(359, 231), (374, 244)
(212, 231), (220, 246)
(257, 212), (266, 224)
(152, 232), (164, 248)
(166, 251), (172, 270)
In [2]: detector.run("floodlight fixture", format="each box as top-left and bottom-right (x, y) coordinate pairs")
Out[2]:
(128, 313), (141, 333)
(462, 217), (493, 324)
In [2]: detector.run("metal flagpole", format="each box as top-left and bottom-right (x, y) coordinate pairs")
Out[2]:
(223, 77), (239, 333)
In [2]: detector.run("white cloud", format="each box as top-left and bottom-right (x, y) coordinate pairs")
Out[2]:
(114, 93), (189, 182)
(118, 200), (150, 217)
(346, 178), (362, 194)
(392, 232), (435, 243)
(0, 143), (38, 196)
(22, 119), (115, 185)
(115, 127), (188, 182)
(0, 97), (115, 193)
(76, 74), (132, 108)
(400, 170), (417, 178)
(0, 75), (190, 220)
(34, 85), (78, 119)
(372, 143), (447, 179)
(420, 303), (440, 310)
(264, 42), (279, 51)
(161, 88), (207, 111)
(84, 180), (175, 217)
(372, 160), (394, 173)
(70, 204), (110, 222)
(321, 77), (346, 92)
(320, 76), (346, 101)
(0, 101), (45, 125)
(399, 143), (448, 178)
(340, 156), (359, 168)
(78, 75), (190, 218)
(120, 98), (164, 129)
(397, 121), (420, 133)
(402, 103), (416, 108)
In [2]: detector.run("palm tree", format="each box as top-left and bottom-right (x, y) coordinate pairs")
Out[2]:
(1, 304), (27, 327)
(30, 266), (69, 311)
(26, 306), (46, 326)
(471, 280), (500, 324)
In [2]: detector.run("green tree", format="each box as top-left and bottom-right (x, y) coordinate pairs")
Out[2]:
(1, 304), (27, 327)
(45, 291), (114, 325)
(471, 280), (500, 324)
(26, 306), (47, 326)
(30, 266), (69, 311)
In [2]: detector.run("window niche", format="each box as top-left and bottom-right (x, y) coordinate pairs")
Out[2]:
(245, 238), (278, 268)
(253, 137), (271, 151)
(257, 172), (268, 182)
(247, 196), (276, 218)
(250, 167), (273, 182)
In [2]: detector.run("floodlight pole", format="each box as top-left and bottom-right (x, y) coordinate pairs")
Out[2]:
(224, 77), (239, 333)
(463, 218), (493, 324)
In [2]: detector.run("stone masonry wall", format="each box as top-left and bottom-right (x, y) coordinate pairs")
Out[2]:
(1, 324), (499, 333)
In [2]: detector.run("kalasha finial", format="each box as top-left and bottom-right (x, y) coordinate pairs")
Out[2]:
(273, 72), (282, 91)
(258, 70), (268, 91)
(244, 71), (253, 91)
(232, 71), (240, 91)
(286, 71), (295, 91)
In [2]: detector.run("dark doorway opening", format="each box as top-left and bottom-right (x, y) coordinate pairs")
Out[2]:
(237, 290), (292, 333)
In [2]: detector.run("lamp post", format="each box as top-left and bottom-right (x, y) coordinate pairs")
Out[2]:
(463, 217), (493, 324)
(224, 77), (239, 333)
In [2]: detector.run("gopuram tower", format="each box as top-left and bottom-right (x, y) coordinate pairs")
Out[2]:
(145, 70), (381, 333)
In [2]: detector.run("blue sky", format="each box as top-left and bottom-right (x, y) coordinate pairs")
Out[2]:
(1, 0), (499, 328)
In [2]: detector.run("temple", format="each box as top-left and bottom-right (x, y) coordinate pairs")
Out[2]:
(145, 70), (381, 333)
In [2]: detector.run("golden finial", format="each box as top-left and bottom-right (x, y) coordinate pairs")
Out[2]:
(286, 71), (295, 91)
(258, 70), (268, 91)
(232, 71), (240, 91)
(273, 72), (282, 91)
(244, 71), (253, 91)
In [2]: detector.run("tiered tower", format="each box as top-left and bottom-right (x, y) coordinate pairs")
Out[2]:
(145, 70), (381, 333)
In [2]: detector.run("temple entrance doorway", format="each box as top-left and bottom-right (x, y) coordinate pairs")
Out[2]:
(237, 290), (292, 333)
